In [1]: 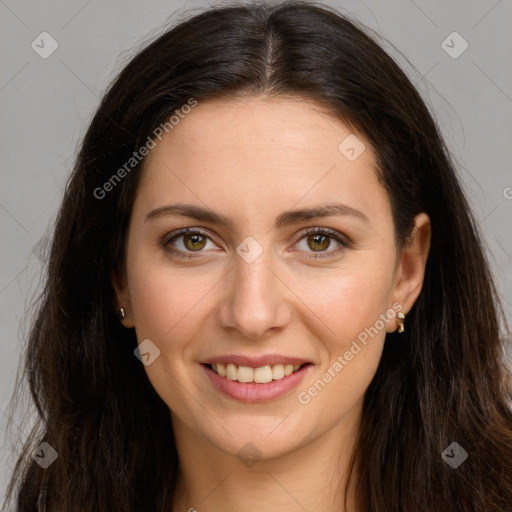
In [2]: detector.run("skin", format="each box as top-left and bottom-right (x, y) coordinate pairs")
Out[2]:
(112, 96), (431, 512)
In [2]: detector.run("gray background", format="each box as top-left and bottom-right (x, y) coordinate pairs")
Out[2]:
(1, 0), (511, 500)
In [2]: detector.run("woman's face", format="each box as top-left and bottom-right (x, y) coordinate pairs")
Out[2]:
(113, 96), (430, 459)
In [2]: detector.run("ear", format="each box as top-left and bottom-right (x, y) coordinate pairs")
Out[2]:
(387, 212), (431, 332)
(111, 264), (135, 328)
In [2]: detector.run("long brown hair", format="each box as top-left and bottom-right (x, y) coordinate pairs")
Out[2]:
(4, 1), (512, 510)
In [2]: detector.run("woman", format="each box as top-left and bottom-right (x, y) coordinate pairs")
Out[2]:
(4, 1), (512, 510)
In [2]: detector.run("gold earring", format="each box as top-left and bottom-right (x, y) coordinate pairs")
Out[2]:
(117, 307), (126, 320)
(397, 311), (406, 333)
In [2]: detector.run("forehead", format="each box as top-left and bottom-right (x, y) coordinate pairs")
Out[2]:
(135, 96), (391, 229)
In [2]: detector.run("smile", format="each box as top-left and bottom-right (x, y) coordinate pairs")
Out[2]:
(207, 363), (304, 383)
(202, 358), (313, 402)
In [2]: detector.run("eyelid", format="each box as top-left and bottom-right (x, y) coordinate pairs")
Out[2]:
(290, 226), (351, 257)
(162, 227), (219, 252)
(162, 226), (351, 258)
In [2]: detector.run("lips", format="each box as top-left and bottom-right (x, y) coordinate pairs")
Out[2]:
(202, 354), (310, 383)
(203, 354), (310, 367)
(201, 354), (313, 402)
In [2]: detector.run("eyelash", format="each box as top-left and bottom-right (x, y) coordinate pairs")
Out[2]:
(162, 227), (351, 259)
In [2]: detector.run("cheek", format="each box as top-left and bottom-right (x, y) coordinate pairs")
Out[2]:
(295, 264), (395, 343)
(292, 265), (394, 400)
(126, 261), (214, 414)
(128, 263), (209, 346)
(294, 277), (390, 426)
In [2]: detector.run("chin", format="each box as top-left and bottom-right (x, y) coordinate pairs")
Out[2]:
(199, 415), (309, 461)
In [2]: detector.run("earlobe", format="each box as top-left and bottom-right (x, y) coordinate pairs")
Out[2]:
(391, 212), (431, 323)
(111, 267), (135, 328)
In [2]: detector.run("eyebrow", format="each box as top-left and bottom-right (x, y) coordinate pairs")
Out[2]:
(145, 202), (369, 228)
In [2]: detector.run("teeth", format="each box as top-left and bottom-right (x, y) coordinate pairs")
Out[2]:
(226, 363), (238, 381)
(237, 366), (254, 383)
(272, 364), (284, 380)
(210, 362), (304, 383)
(254, 365), (273, 383)
(217, 363), (226, 377)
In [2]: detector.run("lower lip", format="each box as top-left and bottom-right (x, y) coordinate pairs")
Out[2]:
(202, 364), (312, 403)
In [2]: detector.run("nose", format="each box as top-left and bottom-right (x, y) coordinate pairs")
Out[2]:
(217, 248), (292, 340)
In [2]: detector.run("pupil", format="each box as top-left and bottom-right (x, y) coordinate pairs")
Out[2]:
(309, 234), (329, 251)
(185, 234), (206, 251)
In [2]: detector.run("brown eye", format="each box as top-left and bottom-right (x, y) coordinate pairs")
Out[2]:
(164, 228), (216, 256)
(306, 233), (331, 252)
(294, 227), (349, 258)
(183, 233), (207, 251)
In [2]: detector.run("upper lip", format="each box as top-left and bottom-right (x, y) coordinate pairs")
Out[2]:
(203, 354), (311, 367)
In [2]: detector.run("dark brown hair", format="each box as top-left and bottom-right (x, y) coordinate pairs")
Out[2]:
(4, 1), (512, 510)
